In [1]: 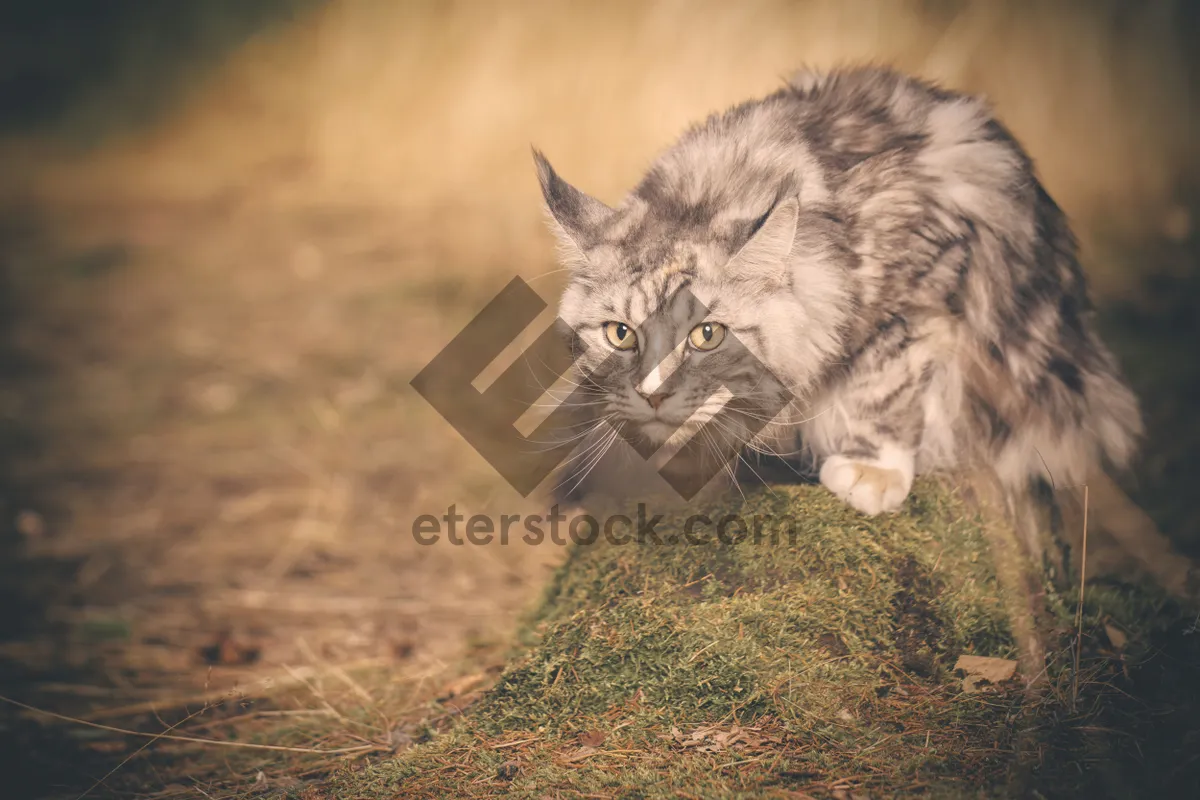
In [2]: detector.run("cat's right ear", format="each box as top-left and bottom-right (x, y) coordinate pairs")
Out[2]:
(532, 148), (613, 263)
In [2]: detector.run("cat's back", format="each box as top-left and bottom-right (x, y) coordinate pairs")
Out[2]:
(651, 66), (1034, 240)
(781, 67), (1035, 221)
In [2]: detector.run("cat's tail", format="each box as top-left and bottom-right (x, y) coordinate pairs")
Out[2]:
(1055, 471), (1198, 601)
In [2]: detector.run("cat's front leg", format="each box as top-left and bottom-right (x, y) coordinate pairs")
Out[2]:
(809, 326), (929, 516)
(819, 442), (915, 516)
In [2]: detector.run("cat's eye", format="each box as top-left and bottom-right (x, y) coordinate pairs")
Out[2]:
(603, 321), (637, 350)
(688, 322), (727, 351)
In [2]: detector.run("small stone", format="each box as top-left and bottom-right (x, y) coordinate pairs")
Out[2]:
(15, 510), (45, 539)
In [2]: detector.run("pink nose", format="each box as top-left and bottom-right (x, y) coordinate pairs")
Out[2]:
(642, 392), (672, 411)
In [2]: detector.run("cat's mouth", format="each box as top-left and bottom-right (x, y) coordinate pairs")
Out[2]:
(616, 402), (694, 436)
(633, 416), (707, 449)
(618, 393), (737, 446)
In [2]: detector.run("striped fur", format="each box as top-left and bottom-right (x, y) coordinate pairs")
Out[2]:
(536, 66), (1147, 526)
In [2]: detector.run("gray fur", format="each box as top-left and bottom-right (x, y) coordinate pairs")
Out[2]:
(535, 66), (1144, 517)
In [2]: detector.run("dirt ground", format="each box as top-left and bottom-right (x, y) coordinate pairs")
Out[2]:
(0, 182), (578, 797)
(1, 2), (1199, 798)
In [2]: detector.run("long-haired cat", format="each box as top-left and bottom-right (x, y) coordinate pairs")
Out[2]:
(534, 66), (1195, 597)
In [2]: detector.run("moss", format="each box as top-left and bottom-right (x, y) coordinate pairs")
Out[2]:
(334, 480), (1195, 799)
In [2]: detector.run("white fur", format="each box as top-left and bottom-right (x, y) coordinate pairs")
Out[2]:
(820, 443), (915, 516)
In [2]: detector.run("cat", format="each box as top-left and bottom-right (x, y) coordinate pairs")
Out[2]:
(533, 65), (1196, 596)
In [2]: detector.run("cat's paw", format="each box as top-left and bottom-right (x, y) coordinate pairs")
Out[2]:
(819, 450), (914, 516)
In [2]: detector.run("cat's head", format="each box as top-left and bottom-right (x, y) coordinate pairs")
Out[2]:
(533, 150), (845, 453)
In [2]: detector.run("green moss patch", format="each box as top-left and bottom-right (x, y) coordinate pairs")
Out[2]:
(334, 480), (1197, 799)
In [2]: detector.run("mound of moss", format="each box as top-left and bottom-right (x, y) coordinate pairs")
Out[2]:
(337, 480), (1199, 799)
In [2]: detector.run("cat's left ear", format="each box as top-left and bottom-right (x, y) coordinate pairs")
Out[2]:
(725, 195), (799, 286)
(532, 148), (614, 263)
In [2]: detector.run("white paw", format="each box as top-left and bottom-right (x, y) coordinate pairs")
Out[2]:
(820, 450), (914, 516)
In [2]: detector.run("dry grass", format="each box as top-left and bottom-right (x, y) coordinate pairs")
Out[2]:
(334, 481), (1200, 798)
(0, 1), (1197, 797)
(7, 0), (1199, 290)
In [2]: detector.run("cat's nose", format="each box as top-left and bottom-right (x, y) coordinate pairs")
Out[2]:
(640, 391), (673, 411)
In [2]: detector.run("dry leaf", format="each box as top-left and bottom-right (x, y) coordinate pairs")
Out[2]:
(560, 745), (599, 763)
(954, 655), (1018, 694)
(666, 724), (767, 753)
(579, 729), (607, 747)
(1104, 623), (1128, 651)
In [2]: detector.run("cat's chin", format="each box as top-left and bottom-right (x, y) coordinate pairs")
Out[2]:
(632, 418), (704, 451)
(638, 419), (678, 444)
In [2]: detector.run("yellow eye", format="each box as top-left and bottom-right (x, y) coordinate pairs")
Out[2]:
(603, 321), (637, 350)
(688, 322), (726, 351)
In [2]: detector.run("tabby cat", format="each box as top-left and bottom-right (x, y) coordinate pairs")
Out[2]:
(534, 66), (1194, 595)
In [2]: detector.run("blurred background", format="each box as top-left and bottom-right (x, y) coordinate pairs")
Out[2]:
(1, 1), (1198, 797)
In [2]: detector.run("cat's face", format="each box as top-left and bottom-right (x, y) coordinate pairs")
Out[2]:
(559, 265), (791, 450)
(533, 150), (850, 462)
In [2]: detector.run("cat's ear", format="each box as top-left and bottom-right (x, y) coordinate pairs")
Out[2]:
(532, 148), (613, 263)
(725, 195), (799, 285)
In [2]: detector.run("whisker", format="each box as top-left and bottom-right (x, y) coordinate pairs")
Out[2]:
(549, 418), (619, 464)
(557, 424), (622, 498)
(699, 425), (746, 502)
(705, 414), (809, 485)
(522, 414), (615, 450)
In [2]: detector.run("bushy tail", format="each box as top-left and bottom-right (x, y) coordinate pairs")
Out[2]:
(1056, 471), (1197, 601)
